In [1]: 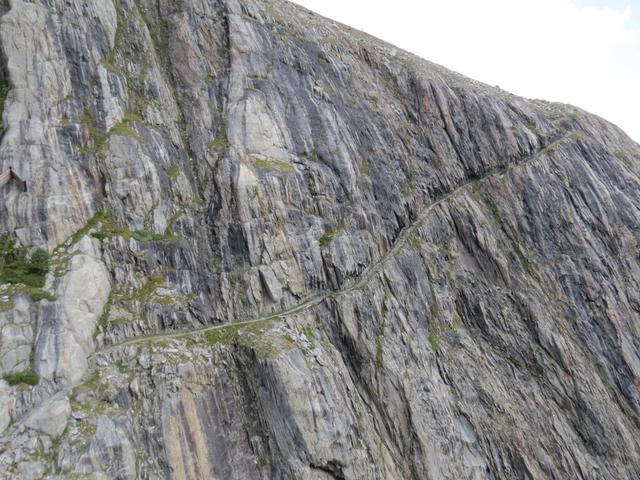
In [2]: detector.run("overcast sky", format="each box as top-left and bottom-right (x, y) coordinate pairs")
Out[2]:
(291, 0), (640, 142)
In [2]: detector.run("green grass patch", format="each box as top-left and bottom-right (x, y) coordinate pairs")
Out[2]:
(131, 229), (175, 242)
(0, 236), (50, 288)
(29, 289), (57, 302)
(70, 210), (113, 245)
(409, 232), (422, 249)
(428, 328), (441, 351)
(109, 120), (143, 143)
(302, 325), (316, 349)
(81, 109), (143, 151)
(3, 370), (40, 386)
(165, 210), (184, 237)
(203, 320), (294, 358)
(318, 219), (347, 248)
(167, 164), (181, 179)
(253, 158), (294, 172)
(208, 137), (229, 152)
(321, 35), (337, 45)
(527, 123), (542, 136)
(79, 211), (178, 243)
(0, 77), (9, 136)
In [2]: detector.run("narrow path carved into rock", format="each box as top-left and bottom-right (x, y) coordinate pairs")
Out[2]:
(91, 132), (570, 357)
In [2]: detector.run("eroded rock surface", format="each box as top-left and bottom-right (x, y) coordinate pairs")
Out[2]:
(0, 0), (640, 478)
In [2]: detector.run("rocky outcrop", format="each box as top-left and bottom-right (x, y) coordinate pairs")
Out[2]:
(0, 0), (640, 478)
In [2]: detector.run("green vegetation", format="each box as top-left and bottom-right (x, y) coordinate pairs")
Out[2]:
(81, 109), (143, 152)
(210, 255), (221, 271)
(428, 329), (441, 351)
(303, 141), (323, 164)
(302, 325), (316, 349)
(203, 319), (294, 358)
(318, 219), (347, 248)
(359, 164), (370, 176)
(167, 164), (181, 179)
(109, 119), (144, 143)
(101, 0), (124, 71)
(306, 151), (321, 163)
(208, 136), (229, 152)
(253, 158), (294, 172)
(527, 123), (542, 136)
(3, 370), (40, 386)
(30, 289), (57, 302)
(261, 5), (286, 23)
(409, 231), (422, 249)
(79, 210), (178, 243)
(71, 210), (119, 244)
(256, 456), (268, 469)
(569, 131), (587, 142)
(131, 229), (172, 242)
(87, 211), (131, 241)
(451, 312), (462, 330)
(124, 275), (166, 305)
(321, 35), (337, 45)
(0, 236), (50, 288)
(0, 77), (9, 136)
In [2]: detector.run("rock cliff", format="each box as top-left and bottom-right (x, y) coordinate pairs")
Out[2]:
(1, 0), (640, 478)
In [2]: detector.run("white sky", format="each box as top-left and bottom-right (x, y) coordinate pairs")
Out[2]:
(291, 0), (640, 142)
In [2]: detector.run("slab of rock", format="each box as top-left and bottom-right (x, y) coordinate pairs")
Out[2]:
(23, 396), (70, 438)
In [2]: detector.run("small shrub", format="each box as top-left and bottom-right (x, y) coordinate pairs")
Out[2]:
(3, 370), (40, 386)
(29, 249), (50, 276)
(0, 238), (50, 288)
(256, 456), (268, 469)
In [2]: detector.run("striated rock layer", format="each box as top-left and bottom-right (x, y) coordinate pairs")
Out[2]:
(1, 0), (640, 478)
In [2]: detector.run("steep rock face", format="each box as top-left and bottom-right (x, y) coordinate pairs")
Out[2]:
(0, 0), (640, 478)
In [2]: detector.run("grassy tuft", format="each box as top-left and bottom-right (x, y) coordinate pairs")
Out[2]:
(208, 137), (229, 152)
(318, 219), (347, 248)
(428, 329), (441, 351)
(109, 120), (144, 143)
(3, 370), (40, 386)
(253, 158), (294, 172)
(0, 77), (8, 136)
(167, 164), (181, 179)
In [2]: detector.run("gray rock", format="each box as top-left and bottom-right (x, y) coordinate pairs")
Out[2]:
(35, 237), (111, 385)
(0, 380), (14, 433)
(0, 0), (639, 478)
(22, 396), (70, 438)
